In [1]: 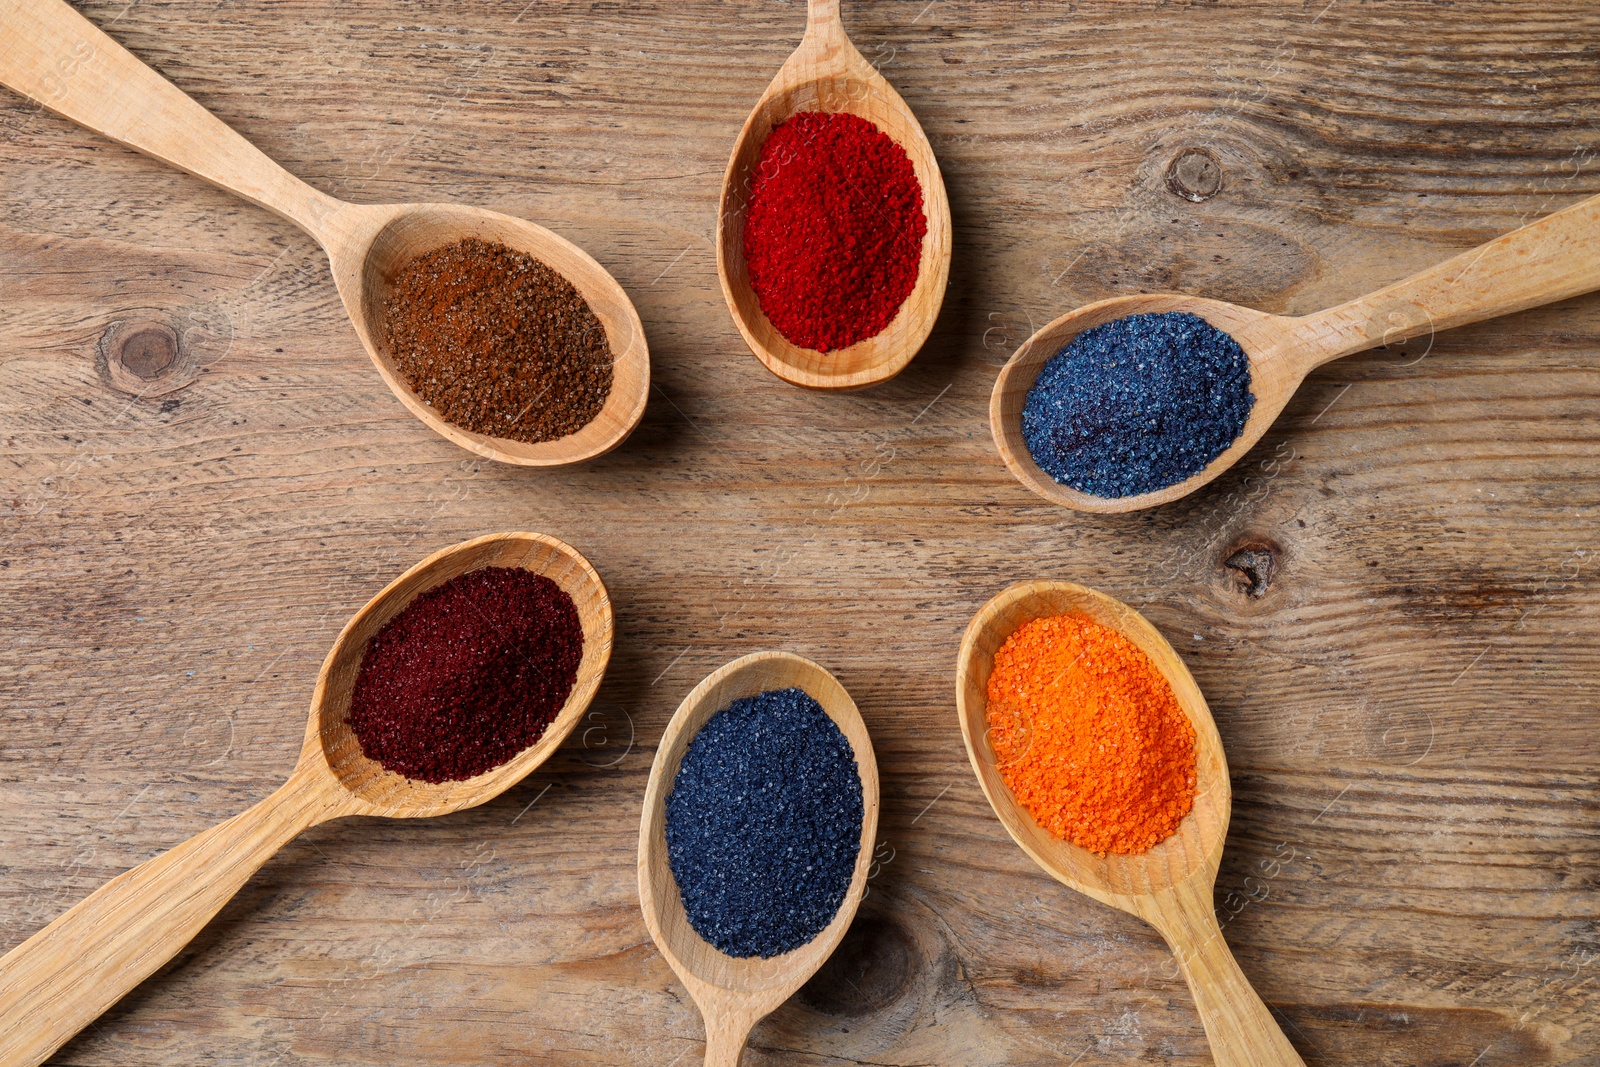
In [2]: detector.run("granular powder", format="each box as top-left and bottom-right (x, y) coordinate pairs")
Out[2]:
(986, 614), (1196, 856)
(1022, 311), (1254, 498)
(743, 111), (926, 352)
(383, 238), (612, 444)
(665, 687), (863, 958)
(347, 566), (583, 783)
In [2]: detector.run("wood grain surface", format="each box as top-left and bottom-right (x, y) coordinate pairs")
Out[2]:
(1, 1), (1596, 1065)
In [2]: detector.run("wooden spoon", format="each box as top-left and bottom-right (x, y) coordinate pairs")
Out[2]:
(956, 581), (1305, 1067)
(637, 651), (881, 1066)
(0, 0), (648, 465)
(715, 0), (952, 390)
(0, 531), (613, 1067)
(992, 190), (1600, 511)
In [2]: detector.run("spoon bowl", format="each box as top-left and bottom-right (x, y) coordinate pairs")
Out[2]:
(638, 651), (880, 1066)
(309, 530), (614, 815)
(991, 293), (1292, 514)
(327, 202), (649, 465)
(0, 532), (613, 1067)
(956, 581), (1304, 1066)
(2, 0), (648, 464)
(993, 187), (1600, 511)
(716, 0), (951, 389)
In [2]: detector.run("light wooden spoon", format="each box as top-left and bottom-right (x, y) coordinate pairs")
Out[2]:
(992, 190), (1600, 511)
(0, 0), (648, 464)
(956, 581), (1305, 1067)
(638, 651), (881, 1066)
(0, 531), (613, 1067)
(715, 0), (952, 390)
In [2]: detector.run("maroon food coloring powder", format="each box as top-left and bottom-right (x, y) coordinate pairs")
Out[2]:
(347, 566), (583, 783)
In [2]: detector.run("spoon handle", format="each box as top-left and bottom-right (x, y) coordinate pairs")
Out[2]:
(0, 770), (349, 1067)
(701, 1010), (755, 1067)
(1294, 191), (1600, 367)
(806, 0), (842, 28)
(0, 0), (341, 235)
(1153, 886), (1306, 1067)
(801, 0), (847, 50)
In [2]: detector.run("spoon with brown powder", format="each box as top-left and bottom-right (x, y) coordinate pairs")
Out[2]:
(1, 0), (649, 465)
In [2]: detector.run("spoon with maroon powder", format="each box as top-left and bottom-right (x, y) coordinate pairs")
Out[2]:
(1, 0), (649, 465)
(0, 533), (613, 1067)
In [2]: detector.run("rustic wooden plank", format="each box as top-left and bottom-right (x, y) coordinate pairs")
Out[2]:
(1, 0), (1597, 1064)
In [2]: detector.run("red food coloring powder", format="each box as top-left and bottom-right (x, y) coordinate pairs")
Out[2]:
(347, 566), (583, 783)
(742, 111), (927, 352)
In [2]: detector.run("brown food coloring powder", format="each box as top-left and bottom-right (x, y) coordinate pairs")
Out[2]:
(383, 238), (613, 444)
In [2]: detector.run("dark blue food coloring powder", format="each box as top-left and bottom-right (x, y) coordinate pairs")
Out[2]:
(1020, 311), (1255, 498)
(665, 687), (863, 959)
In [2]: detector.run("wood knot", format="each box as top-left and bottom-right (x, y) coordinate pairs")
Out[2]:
(1165, 147), (1223, 202)
(94, 308), (229, 398)
(1224, 537), (1280, 598)
(798, 914), (917, 1017)
(117, 326), (178, 379)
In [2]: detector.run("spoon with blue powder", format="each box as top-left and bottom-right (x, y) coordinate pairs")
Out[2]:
(637, 651), (880, 1066)
(991, 189), (1600, 512)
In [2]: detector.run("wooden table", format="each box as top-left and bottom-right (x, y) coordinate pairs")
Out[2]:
(2, 2), (1597, 1064)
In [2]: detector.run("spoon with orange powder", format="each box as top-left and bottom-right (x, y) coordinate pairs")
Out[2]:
(956, 580), (1305, 1067)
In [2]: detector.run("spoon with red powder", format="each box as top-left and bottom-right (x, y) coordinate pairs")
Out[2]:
(0, 533), (613, 1067)
(1, 0), (649, 465)
(956, 581), (1305, 1067)
(716, 0), (952, 389)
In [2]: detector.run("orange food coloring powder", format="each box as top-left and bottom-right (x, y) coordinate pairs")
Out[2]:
(986, 613), (1197, 856)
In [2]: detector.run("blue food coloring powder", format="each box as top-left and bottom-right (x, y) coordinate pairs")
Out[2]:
(1020, 311), (1255, 498)
(665, 687), (864, 959)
